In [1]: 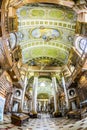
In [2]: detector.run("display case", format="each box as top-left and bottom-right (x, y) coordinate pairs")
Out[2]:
(11, 113), (29, 126)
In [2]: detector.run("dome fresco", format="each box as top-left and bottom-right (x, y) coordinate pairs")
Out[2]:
(17, 3), (77, 66)
(27, 77), (54, 98)
(37, 78), (54, 97)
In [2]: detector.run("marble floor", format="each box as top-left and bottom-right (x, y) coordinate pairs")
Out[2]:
(0, 113), (87, 130)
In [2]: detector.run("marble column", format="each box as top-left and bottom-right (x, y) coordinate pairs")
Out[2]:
(21, 76), (28, 111)
(32, 76), (38, 113)
(52, 77), (58, 112)
(62, 76), (69, 109)
(29, 100), (32, 111)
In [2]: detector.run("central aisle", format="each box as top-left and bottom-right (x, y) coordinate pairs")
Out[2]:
(18, 113), (87, 130)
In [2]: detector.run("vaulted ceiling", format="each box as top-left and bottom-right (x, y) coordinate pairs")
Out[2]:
(5, 0), (86, 96)
(16, 3), (77, 67)
(0, 0), (86, 102)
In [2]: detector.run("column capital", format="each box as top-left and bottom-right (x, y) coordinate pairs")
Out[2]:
(34, 72), (39, 77)
(51, 72), (56, 77)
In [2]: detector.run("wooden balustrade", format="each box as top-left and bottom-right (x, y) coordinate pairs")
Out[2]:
(8, 0), (75, 9)
(9, 0), (24, 8)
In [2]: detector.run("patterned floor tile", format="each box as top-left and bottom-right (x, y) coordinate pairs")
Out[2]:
(1, 114), (87, 130)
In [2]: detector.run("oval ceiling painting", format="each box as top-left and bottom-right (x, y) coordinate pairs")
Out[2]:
(49, 9), (64, 19)
(31, 28), (60, 40)
(31, 9), (44, 17)
(74, 36), (87, 54)
(79, 38), (87, 53)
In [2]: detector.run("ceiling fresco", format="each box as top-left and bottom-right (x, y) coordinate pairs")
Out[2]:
(16, 4), (77, 66)
(37, 77), (54, 98)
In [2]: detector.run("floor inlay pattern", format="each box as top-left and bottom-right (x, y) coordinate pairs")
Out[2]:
(0, 113), (87, 130)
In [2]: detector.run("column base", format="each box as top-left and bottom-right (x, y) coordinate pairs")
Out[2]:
(30, 111), (37, 118)
(53, 111), (62, 117)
